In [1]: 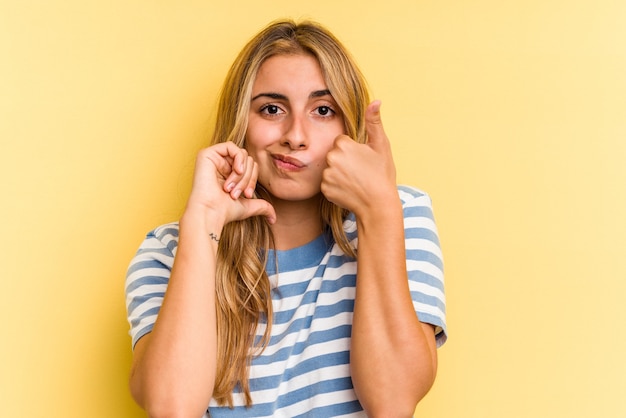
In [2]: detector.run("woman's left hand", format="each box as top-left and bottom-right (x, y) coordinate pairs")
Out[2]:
(321, 100), (398, 218)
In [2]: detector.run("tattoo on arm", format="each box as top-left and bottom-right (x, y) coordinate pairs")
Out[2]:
(209, 233), (220, 243)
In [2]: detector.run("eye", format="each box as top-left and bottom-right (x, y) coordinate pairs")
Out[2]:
(314, 106), (335, 117)
(259, 104), (285, 117)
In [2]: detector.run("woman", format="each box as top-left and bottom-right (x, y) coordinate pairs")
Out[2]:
(125, 19), (447, 418)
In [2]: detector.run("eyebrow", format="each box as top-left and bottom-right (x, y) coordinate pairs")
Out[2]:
(310, 89), (332, 99)
(251, 89), (332, 102)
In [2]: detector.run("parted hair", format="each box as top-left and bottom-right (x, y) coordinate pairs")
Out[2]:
(210, 19), (370, 407)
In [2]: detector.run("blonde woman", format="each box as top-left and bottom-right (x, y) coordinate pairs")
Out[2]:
(125, 19), (447, 418)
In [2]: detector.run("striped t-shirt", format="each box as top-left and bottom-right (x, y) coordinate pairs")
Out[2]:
(125, 185), (447, 417)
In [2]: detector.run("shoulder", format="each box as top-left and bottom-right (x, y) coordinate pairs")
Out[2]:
(397, 185), (432, 207)
(343, 185), (436, 241)
(344, 185), (434, 223)
(125, 222), (179, 348)
(397, 185), (437, 224)
(147, 222), (180, 252)
(127, 222), (180, 276)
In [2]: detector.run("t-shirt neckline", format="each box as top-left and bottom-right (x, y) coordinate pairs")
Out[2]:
(265, 229), (334, 275)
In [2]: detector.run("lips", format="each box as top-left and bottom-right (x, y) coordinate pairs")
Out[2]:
(272, 154), (306, 170)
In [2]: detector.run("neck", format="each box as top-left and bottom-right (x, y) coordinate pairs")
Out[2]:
(268, 194), (324, 250)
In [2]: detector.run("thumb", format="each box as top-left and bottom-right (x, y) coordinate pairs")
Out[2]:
(365, 100), (387, 147)
(243, 198), (277, 225)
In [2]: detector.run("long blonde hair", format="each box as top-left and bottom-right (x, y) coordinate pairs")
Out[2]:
(210, 19), (370, 407)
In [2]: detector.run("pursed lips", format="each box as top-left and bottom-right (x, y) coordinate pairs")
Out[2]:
(271, 154), (307, 170)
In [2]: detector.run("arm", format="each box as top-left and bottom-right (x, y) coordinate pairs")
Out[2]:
(128, 144), (275, 418)
(130, 210), (222, 418)
(322, 102), (438, 417)
(351, 197), (438, 417)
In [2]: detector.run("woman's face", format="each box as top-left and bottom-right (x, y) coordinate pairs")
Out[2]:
(245, 53), (345, 203)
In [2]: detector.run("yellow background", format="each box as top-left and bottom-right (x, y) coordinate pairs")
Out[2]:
(1, 0), (625, 416)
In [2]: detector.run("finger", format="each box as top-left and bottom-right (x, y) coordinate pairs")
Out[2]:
(200, 147), (233, 180)
(231, 146), (247, 174)
(223, 148), (250, 195)
(215, 141), (246, 171)
(326, 135), (353, 168)
(230, 155), (255, 199)
(211, 142), (246, 178)
(365, 100), (388, 148)
(244, 160), (259, 198)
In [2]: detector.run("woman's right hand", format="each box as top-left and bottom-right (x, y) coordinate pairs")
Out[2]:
(131, 141), (271, 416)
(186, 142), (276, 227)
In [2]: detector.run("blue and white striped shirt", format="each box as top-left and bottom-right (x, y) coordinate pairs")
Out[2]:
(125, 185), (447, 417)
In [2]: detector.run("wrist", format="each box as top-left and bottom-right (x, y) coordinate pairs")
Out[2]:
(180, 204), (226, 238)
(354, 192), (402, 227)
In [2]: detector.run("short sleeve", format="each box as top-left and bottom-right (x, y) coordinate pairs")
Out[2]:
(399, 186), (448, 347)
(124, 223), (179, 349)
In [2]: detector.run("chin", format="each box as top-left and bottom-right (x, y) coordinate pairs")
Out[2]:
(263, 186), (322, 203)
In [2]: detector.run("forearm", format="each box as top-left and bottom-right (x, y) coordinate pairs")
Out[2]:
(130, 209), (222, 417)
(351, 201), (437, 417)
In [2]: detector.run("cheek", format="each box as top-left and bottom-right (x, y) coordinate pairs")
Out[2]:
(244, 126), (265, 157)
(246, 122), (280, 149)
(318, 136), (338, 159)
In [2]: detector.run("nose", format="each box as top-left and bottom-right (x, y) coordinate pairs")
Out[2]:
(282, 114), (308, 149)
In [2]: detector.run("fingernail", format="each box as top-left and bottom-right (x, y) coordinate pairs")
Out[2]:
(232, 189), (241, 199)
(226, 182), (235, 192)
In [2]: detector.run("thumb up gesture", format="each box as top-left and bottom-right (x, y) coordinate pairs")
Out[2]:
(321, 100), (398, 219)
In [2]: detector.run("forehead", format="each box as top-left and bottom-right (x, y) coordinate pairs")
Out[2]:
(253, 53), (327, 92)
